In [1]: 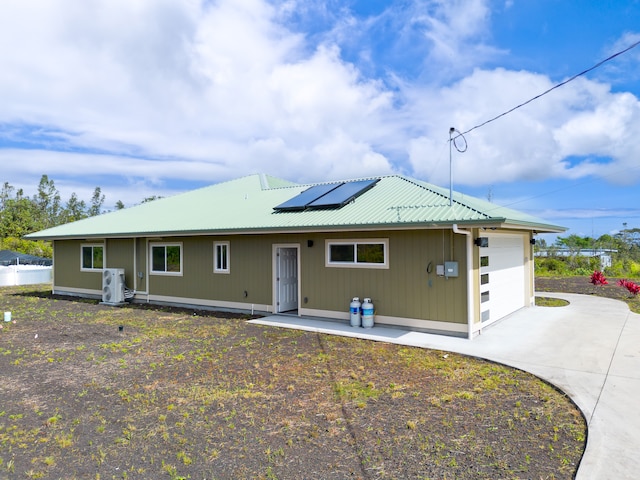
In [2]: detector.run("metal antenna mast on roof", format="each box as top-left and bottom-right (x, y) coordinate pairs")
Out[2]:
(448, 127), (467, 207)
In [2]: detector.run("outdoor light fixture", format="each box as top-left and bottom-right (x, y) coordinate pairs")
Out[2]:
(474, 237), (489, 247)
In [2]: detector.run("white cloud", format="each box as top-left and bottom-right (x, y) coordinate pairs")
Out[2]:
(603, 31), (640, 86)
(554, 90), (640, 182)
(321, 0), (504, 82)
(0, 0), (398, 186)
(0, 148), (223, 207)
(0, 0), (639, 208)
(404, 68), (640, 186)
(540, 208), (640, 220)
(418, 0), (492, 61)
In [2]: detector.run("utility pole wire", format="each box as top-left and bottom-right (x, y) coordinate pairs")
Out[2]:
(457, 38), (640, 138)
(444, 38), (640, 214)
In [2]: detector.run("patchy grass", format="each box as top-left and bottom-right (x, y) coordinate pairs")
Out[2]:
(535, 296), (571, 307)
(0, 284), (585, 479)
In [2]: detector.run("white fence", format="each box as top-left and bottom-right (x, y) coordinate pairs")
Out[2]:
(0, 265), (52, 287)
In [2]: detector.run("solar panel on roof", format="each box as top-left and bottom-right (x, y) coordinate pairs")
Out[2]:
(273, 178), (379, 212)
(273, 182), (341, 211)
(306, 179), (379, 209)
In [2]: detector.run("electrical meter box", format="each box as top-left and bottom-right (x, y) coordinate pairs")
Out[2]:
(444, 261), (459, 278)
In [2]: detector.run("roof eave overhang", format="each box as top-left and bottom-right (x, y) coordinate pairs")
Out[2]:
(496, 220), (567, 234)
(26, 218), (566, 240)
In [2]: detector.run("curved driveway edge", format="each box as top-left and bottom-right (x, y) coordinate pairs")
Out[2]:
(251, 293), (640, 479)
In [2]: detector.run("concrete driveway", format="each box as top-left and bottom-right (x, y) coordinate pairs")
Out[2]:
(251, 293), (640, 479)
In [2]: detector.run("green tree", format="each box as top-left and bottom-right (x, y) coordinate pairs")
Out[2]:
(60, 192), (87, 223)
(0, 182), (14, 211)
(555, 234), (593, 254)
(0, 190), (40, 238)
(88, 187), (105, 217)
(33, 175), (62, 229)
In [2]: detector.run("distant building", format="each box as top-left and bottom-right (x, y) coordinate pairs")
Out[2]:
(534, 248), (616, 268)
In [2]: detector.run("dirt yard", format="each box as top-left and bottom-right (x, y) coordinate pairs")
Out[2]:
(0, 285), (585, 479)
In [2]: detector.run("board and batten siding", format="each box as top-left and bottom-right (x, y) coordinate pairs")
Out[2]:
(51, 229), (468, 326)
(53, 239), (103, 291)
(135, 238), (147, 293)
(147, 236), (274, 305)
(299, 230), (468, 324)
(106, 238), (135, 287)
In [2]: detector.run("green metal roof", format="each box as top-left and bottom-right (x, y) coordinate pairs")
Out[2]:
(26, 173), (565, 240)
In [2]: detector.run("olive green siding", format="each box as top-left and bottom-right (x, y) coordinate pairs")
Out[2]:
(52, 229), (469, 324)
(106, 239), (135, 287)
(299, 230), (467, 324)
(53, 239), (104, 290)
(147, 236), (274, 304)
(135, 238), (147, 293)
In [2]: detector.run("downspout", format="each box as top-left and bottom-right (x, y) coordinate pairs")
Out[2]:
(452, 224), (474, 340)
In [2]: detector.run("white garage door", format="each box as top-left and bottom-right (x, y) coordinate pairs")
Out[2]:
(479, 234), (525, 323)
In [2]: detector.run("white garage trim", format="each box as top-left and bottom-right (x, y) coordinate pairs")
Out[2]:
(452, 224), (474, 340)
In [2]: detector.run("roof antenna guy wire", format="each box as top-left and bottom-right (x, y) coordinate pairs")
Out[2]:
(457, 38), (640, 138)
(448, 127), (468, 206)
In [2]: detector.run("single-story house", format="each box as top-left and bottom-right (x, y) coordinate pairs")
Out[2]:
(26, 173), (565, 338)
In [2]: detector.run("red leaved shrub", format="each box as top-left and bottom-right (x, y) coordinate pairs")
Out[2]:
(589, 270), (608, 286)
(618, 279), (640, 296)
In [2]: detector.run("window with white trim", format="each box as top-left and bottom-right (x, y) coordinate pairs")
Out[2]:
(81, 244), (104, 271)
(150, 243), (182, 275)
(326, 239), (388, 268)
(214, 241), (230, 273)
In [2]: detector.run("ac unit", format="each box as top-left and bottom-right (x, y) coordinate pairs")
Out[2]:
(102, 268), (125, 304)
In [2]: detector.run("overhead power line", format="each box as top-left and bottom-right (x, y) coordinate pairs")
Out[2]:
(443, 38), (640, 217)
(458, 38), (640, 137)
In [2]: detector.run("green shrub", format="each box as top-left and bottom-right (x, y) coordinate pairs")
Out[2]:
(535, 258), (569, 276)
(0, 238), (52, 258)
(605, 260), (625, 278)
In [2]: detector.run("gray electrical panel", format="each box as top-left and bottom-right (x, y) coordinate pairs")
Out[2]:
(444, 261), (459, 278)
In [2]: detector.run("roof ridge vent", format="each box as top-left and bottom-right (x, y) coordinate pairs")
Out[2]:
(259, 173), (270, 190)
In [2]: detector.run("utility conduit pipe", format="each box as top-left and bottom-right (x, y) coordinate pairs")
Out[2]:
(452, 224), (474, 340)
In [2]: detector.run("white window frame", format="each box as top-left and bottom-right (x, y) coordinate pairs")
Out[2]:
(214, 241), (230, 274)
(80, 244), (104, 271)
(325, 239), (389, 269)
(149, 242), (183, 276)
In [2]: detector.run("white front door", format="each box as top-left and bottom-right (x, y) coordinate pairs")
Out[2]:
(276, 247), (298, 313)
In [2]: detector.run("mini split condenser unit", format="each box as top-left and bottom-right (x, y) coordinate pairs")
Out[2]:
(102, 268), (125, 304)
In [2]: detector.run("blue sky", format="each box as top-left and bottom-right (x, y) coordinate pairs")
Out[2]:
(1, 0), (639, 242)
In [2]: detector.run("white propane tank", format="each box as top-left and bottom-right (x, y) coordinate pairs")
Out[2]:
(350, 297), (361, 327)
(361, 298), (374, 328)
